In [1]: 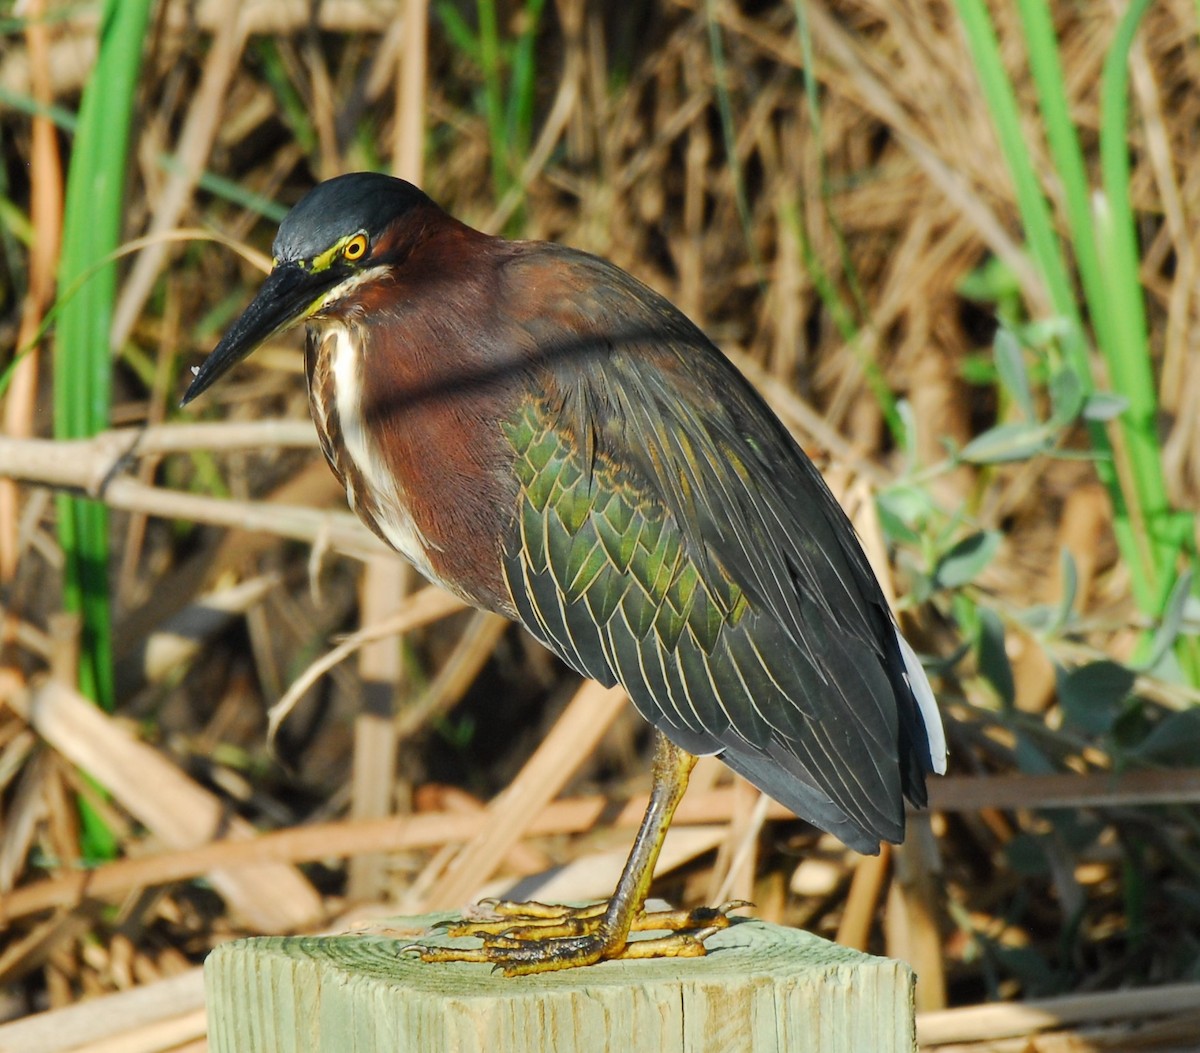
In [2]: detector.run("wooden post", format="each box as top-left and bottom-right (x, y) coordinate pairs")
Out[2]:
(206, 913), (916, 1052)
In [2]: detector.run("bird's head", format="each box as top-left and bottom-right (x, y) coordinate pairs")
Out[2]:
(181, 172), (434, 405)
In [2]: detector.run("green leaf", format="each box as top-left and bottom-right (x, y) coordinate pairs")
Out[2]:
(959, 351), (999, 386)
(1014, 732), (1056, 774)
(1081, 392), (1130, 422)
(1143, 569), (1194, 672)
(994, 327), (1035, 421)
(1017, 604), (1054, 633)
(957, 254), (1020, 304)
(1048, 365), (1086, 425)
(876, 483), (931, 544)
(1048, 548), (1078, 635)
(934, 531), (1002, 589)
(878, 484), (933, 528)
(1019, 316), (1073, 351)
(959, 421), (1056, 464)
(977, 607), (1014, 708)
(876, 502), (920, 544)
(1130, 709), (1200, 765)
(1057, 660), (1136, 735)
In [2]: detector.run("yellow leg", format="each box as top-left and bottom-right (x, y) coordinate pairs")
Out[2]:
(414, 730), (745, 975)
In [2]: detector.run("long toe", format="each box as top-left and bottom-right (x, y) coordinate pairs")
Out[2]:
(410, 898), (746, 975)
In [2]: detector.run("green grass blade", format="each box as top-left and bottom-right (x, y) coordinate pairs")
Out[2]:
(54, 0), (153, 715)
(1013, 0), (1108, 348)
(1096, 0), (1181, 601)
(505, 0), (546, 158)
(475, 0), (508, 199)
(953, 0), (1080, 332)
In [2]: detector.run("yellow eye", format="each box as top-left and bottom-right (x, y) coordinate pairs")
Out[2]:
(342, 234), (368, 262)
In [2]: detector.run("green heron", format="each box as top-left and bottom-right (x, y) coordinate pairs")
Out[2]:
(183, 172), (946, 975)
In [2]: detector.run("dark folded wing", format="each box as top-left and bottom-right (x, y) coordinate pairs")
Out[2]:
(498, 246), (940, 853)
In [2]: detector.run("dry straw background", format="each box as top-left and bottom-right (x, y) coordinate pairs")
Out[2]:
(2, 0), (1200, 1049)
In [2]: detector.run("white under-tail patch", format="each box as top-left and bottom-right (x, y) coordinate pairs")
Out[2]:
(896, 630), (947, 775)
(330, 324), (440, 583)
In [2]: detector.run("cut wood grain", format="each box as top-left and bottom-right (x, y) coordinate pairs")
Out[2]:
(206, 915), (916, 1053)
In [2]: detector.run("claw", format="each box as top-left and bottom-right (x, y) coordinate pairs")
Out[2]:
(718, 899), (754, 913)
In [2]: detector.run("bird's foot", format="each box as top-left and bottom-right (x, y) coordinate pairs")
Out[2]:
(406, 899), (750, 976)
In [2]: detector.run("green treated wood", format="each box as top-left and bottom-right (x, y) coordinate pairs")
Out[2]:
(205, 913), (916, 1052)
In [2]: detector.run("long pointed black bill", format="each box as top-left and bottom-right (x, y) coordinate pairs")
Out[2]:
(181, 263), (325, 406)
